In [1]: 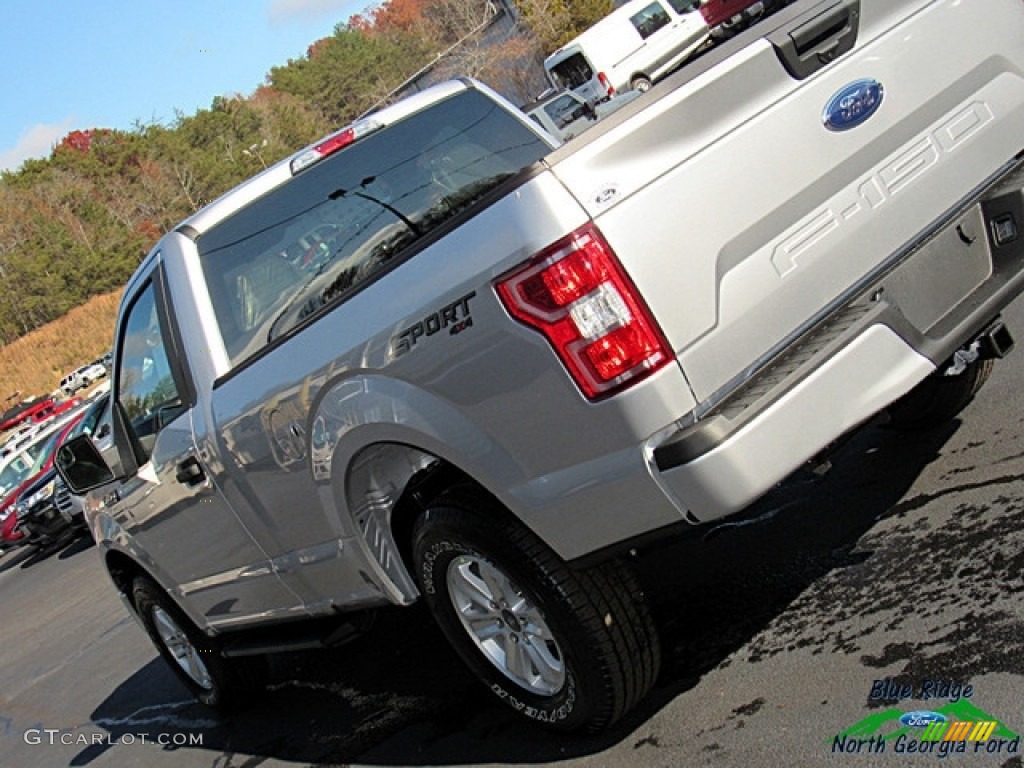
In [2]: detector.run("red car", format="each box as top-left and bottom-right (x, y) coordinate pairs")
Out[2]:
(699, 0), (785, 39)
(0, 396), (56, 433)
(0, 416), (83, 547)
(28, 397), (82, 426)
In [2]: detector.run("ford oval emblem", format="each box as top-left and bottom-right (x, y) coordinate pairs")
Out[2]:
(593, 184), (619, 206)
(823, 79), (884, 131)
(899, 711), (947, 728)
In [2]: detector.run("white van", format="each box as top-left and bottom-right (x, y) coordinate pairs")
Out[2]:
(544, 0), (708, 104)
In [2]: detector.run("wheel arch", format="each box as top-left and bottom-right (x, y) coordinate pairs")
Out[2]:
(103, 547), (211, 637)
(339, 441), (514, 606)
(629, 72), (653, 90)
(105, 549), (145, 597)
(311, 373), (532, 606)
(104, 549), (168, 615)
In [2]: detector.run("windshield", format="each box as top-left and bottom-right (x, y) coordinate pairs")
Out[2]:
(30, 431), (60, 473)
(68, 396), (110, 440)
(199, 88), (549, 367)
(543, 94), (587, 129)
(0, 430), (59, 497)
(0, 458), (31, 496)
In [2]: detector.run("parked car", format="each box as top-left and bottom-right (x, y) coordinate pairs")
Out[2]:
(59, 363), (107, 396)
(1, 424), (45, 458)
(0, 416), (83, 547)
(12, 469), (83, 547)
(0, 426), (63, 546)
(522, 88), (642, 143)
(13, 398), (108, 546)
(699, 0), (787, 39)
(92, 351), (112, 372)
(0, 396), (57, 433)
(27, 396), (82, 426)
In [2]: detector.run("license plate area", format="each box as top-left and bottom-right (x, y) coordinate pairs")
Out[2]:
(880, 206), (992, 334)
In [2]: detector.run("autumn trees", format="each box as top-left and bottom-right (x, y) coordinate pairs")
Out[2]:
(0, 0), (610, 347)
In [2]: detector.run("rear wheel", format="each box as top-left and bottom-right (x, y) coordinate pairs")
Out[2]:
(887, 359), (994, 430)
(412, 488), (661, 732)
(630, 76), (652, 93)
(132, 577), (265, 711)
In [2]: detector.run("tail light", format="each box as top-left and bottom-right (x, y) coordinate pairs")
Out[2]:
(598, 72), (616, 98)
(496, 224), (672, 400)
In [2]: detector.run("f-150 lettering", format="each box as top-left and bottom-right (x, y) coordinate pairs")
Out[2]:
(773, 101), (995, 277)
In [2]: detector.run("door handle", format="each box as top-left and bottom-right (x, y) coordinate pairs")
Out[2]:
(175, 456), (206, 487)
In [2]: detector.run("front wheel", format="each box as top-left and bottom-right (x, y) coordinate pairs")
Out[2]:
(132, 577), (264, 711)
(412, 489), (661, 732)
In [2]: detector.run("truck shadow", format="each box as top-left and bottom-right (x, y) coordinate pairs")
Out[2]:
(79, 420), (957, 766)
(9, 531), (93, 570)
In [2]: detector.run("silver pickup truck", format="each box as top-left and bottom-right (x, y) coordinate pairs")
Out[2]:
(58, 0), (1024, 732)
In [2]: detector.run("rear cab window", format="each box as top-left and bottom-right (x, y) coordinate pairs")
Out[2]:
(197, 88), (550, 368)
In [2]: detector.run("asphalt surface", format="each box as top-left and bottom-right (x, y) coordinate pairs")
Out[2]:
(1, 304), (1022, 767)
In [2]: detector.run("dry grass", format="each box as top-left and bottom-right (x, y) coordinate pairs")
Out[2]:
(0, 291), (121, 405)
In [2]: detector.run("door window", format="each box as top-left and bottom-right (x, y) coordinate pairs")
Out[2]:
(116, 281), (186, 456)
(631, 2), (671, 38)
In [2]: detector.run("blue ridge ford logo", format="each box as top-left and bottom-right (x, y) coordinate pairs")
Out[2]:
(900, 711), (948, 728)
(823, 79), (884, 131)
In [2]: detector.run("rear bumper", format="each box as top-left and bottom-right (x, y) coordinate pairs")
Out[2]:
(654, 324), (931, 521)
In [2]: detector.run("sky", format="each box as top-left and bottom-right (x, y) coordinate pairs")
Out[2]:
(0, 0), (371, 173)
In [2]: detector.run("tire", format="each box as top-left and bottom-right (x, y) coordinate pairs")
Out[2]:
(411, 488), (661, 732)
(132, 576), (264, 711)
(887, 359), (994, 430)
(630, 76), (652, 93)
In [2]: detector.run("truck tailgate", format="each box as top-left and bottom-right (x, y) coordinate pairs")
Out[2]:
(548, 0), (1024, 406)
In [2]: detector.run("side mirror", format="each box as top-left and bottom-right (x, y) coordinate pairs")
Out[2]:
(56, 435), (116, 494)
